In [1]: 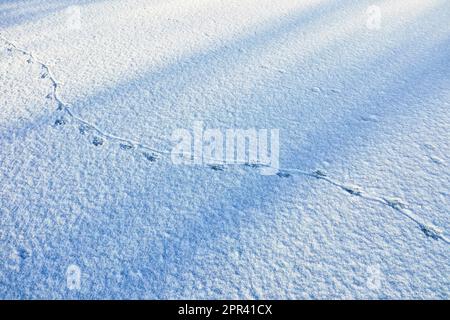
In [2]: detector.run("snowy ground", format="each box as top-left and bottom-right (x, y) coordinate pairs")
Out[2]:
(0, 0), (449, 299)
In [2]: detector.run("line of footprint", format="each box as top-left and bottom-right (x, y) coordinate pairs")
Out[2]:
(1, 35), (166, 164)
(1, 34), (448, 244)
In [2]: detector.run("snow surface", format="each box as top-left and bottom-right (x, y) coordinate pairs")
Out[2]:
(0, 0), (449, 299)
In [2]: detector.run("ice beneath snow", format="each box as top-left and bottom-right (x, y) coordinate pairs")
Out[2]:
(0, 0), (449, 299)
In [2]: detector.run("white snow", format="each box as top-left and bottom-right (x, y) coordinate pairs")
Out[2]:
(0, 0), (449, 299)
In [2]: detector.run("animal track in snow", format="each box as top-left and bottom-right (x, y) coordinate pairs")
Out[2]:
(142, 152), (158, 162)
(309, 86), (341, 95)
(420, 225), (442, 241)
(119, 143), (133, 151)
(79, 124), (89, 135)
(383, 197), (407, 210)
(53, 118), (66, 127)
(0, 35), (170, 164)
(1, 35), (448, 245)
(260, 165), (450, 244)
(342, 185), (363, 196)
(276, 171), (291, 178)
(244, 163), (264, 169)
(17, 247), (30, 260)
